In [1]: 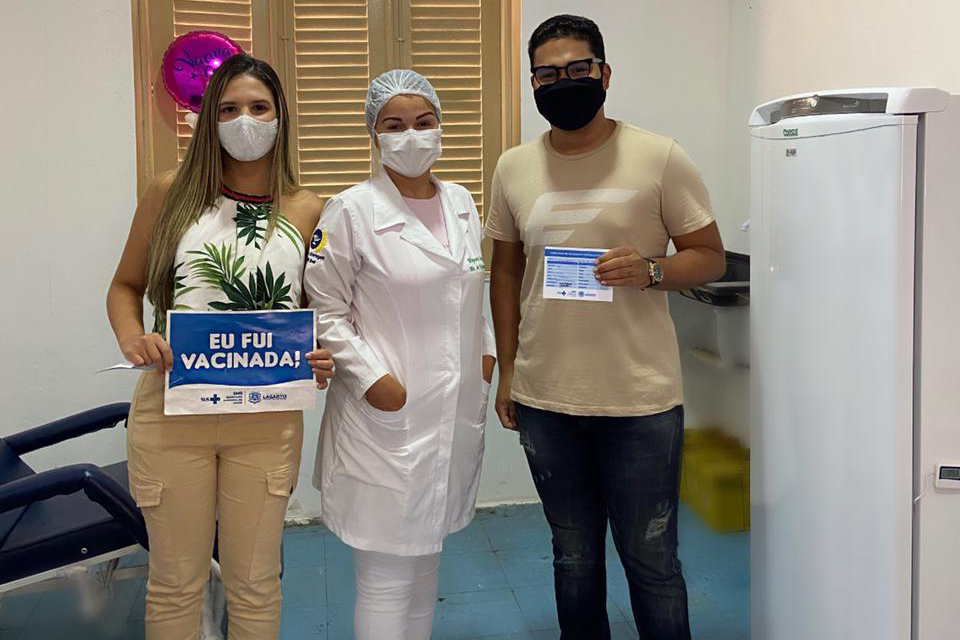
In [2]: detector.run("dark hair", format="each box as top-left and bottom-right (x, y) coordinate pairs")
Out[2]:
(528, 14), (605, 66)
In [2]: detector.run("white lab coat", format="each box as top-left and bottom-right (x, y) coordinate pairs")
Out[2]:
(304, 171), (495, 556)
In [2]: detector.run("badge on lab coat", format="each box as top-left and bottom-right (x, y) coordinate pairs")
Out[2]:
(307, 228), (328, 265)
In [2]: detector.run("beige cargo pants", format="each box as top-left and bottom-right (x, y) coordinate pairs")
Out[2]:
(127, 372), (303, 640)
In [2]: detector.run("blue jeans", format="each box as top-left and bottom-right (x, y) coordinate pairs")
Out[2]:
(515, 404), (691, 640)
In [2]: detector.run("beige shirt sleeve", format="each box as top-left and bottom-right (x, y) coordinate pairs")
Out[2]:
(660, 142), (715, 237)
(483, 162), (522, 242)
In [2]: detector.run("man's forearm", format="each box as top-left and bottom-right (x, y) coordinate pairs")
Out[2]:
(654, 246), (726, 291)
(490, 271), (521, 374)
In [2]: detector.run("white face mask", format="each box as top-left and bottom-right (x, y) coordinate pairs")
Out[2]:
(218, 115), (278, 162)
(377, 128), (442, 178)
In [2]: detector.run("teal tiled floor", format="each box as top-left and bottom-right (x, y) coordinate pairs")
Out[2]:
(0, 504), (748, 639)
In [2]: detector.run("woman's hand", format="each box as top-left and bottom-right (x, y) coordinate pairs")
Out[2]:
(307, 347), (335, 390)
(120, 333), (173, 371)
(365, 374), (407, 412)
(482, 355), (496, 384)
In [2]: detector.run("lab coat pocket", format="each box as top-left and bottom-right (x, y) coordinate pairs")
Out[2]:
(335, 408), (411, 493)
(360, 400), (408, 430)
(477, 380), (492, 425)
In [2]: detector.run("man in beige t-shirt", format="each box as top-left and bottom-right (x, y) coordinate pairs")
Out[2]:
(485, 14), (726, 640)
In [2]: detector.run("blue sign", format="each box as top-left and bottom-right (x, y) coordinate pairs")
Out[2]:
(164, 310), (317, 415)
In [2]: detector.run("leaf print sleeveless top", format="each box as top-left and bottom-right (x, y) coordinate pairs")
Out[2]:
(154, 188), (304, 333)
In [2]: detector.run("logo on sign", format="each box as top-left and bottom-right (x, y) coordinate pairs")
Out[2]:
(249, 391), (262, 404)
(201, 394), (222, 405)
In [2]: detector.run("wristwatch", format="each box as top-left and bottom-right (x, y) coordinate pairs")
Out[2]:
(645, 258), (664, 288)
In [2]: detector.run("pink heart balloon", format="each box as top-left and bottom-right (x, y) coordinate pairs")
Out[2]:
(162, 31), (244, 112)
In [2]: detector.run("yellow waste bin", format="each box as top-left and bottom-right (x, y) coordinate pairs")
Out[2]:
(693, 455), (750, 533)
(680, 428), (738, 503)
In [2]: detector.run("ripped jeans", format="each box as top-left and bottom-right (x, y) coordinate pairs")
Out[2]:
(515, 404), (690, 640)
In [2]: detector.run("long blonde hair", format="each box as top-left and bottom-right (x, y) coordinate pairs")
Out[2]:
(145, 54), (298, 320)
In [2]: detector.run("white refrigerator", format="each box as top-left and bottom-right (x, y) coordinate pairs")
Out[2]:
(750, 88), (960, 640)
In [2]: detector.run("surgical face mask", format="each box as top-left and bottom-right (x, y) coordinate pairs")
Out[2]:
(377, 128), (442, 178)
(534, 78), (606, 131)
(218, 115), (278, 162)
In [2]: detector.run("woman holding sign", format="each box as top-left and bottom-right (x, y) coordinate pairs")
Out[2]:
(303, 70), (495, 640)
(106, 54), (334, 640)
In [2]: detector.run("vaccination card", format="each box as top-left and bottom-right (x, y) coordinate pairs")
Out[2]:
(542, 247), (613, 302)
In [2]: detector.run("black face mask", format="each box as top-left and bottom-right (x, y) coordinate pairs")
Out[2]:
(534, 77), (607, 131)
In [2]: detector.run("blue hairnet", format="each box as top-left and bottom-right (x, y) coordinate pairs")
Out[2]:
(365, 69), (442, 134)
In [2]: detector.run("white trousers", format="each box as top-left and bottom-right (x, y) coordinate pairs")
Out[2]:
(352, 548), (441, 640)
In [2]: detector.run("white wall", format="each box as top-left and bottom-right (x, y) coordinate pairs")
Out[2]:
(732, 0), (960, 99)
(0, 1), (138, 470)
(725, 0), (960, 254)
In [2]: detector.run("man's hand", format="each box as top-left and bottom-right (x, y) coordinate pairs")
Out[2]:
(495, 369), (518, 431)
(594, 246), (652, 288)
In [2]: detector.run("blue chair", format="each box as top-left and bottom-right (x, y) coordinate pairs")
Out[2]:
(0, 402), (282, 638)
(0, 403), (147, 591)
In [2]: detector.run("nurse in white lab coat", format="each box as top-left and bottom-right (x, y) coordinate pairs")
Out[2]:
(303, 70), (496, 640)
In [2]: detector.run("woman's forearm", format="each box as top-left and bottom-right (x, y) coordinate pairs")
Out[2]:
(107, 280), (147, 346)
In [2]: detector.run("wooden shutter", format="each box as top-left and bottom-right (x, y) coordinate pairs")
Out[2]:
(134, 0), (518, 207)
(172, 1), (255, 160)
(290, 1), (372, 199)
(407, 0), (485, 210)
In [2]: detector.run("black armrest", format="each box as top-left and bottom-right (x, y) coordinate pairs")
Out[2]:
(0, 463), (148, 549)
(4, 403), (131, 456)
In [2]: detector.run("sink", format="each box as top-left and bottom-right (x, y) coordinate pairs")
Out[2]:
(688, 251), (749, 307)
(671, 251), (750, 368)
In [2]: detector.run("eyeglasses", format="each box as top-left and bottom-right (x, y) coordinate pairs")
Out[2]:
(530, 58), (604, 86)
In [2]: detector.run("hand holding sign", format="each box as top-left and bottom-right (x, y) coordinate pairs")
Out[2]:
(307, 346), (335, 390)
(120, 333), (173, 371)
(165, 310), (317, 415)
